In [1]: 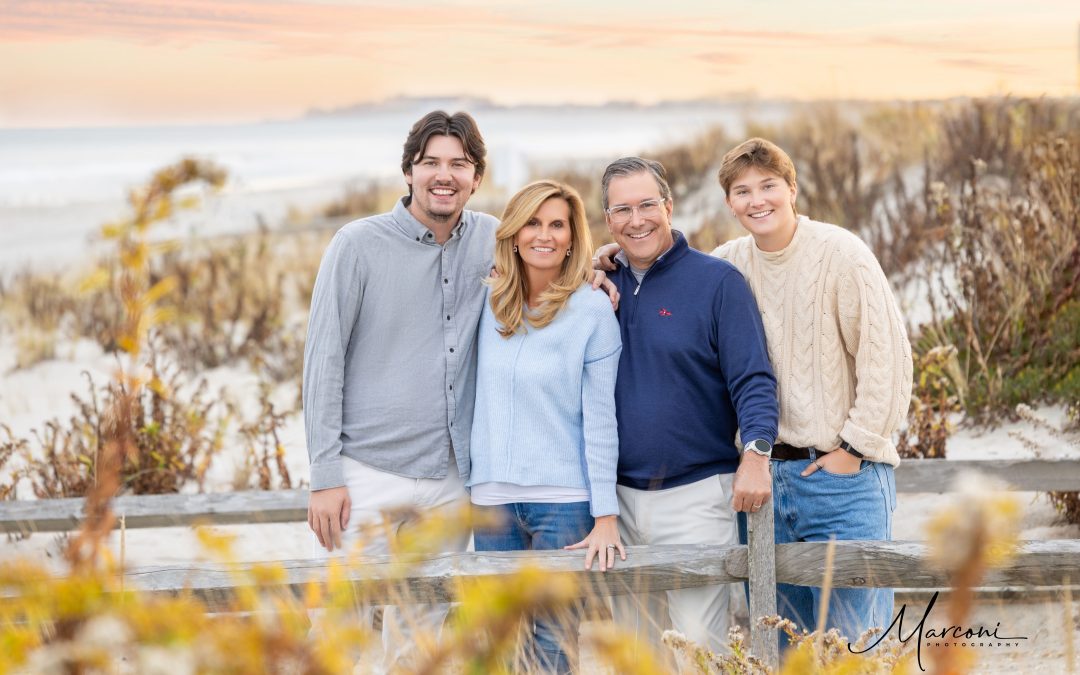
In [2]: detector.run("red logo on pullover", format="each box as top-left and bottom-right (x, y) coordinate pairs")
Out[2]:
(658, 308), (672, 317)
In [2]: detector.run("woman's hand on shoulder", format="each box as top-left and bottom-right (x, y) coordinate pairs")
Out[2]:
(564, 514), (625, 571)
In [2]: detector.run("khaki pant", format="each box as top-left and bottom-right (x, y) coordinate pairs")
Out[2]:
(612, 473), (737, 658)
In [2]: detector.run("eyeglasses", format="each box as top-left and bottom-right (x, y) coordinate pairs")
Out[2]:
(605, 198), (667, 225)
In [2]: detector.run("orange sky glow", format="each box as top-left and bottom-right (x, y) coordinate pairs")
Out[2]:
(1, 0), (1076, 127)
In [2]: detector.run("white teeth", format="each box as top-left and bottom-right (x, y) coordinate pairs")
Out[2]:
(532, 247), (555, 253)
(750, 210), (773, 218)
(628, 230), (653, 239)
(431, 188), (454, 195)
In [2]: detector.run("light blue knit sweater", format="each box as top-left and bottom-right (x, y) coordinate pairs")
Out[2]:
(467, 284), (622, 516)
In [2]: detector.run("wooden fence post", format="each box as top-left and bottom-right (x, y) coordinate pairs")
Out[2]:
(747, 485), (779, 671)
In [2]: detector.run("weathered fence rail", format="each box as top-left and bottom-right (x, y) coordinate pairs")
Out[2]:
(4, 458), (1078, 535)
(114, 541), (1080, 602)
(0, 489), (304, 534)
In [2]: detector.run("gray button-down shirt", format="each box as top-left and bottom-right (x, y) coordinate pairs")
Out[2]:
(303, 197), (498, 490)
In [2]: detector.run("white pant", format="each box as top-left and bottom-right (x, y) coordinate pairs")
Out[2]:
(311, 455), (470, 674)
(612, 473), (737, 659)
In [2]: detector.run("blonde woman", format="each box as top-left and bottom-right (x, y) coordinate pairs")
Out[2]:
(468, 179), (623, 674)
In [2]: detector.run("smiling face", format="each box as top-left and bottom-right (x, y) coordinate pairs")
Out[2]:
(514, 196), (573, 276)
(725, 165), (798, 251)
(404, 134), (481, 229)
(604, 171), (674, 270)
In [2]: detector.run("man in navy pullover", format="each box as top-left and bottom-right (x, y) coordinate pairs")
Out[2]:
(600, 157), (778, 654)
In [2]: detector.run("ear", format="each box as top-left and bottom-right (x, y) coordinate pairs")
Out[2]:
(664, 198), (674, 219)
(405, 168), (413, 189)
(471, 172), (482, 195)
(790, 180), (798, 205)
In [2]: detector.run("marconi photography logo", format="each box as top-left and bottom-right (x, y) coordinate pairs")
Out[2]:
(850, 591), (1028, 671)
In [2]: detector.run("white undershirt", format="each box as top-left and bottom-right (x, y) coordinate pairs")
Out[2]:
(470, 482), (589, 505)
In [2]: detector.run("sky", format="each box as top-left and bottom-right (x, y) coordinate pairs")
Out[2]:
(1, 0), (1077, 128)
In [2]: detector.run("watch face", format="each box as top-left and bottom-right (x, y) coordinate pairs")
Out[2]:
(748, 440), (771, 455)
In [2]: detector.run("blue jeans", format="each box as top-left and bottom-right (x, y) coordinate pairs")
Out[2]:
(473, 501), (594, 674)
(739, 454), (896, 649)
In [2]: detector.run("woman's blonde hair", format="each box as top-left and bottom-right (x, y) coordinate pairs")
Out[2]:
(490, 180), (594, 338)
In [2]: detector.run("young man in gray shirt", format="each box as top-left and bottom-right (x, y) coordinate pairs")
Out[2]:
(304, 110), (497, 670)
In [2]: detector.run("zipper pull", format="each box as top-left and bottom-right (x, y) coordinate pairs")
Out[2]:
(634, 284), (641, 296)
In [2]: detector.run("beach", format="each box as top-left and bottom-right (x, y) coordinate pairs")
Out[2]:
(2, 99), (1078, 673)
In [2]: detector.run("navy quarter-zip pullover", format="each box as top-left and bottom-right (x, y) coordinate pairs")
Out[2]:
(611, 231), (778, 489)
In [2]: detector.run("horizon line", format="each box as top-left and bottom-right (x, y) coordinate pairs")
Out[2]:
(4, 93), (1073, 132)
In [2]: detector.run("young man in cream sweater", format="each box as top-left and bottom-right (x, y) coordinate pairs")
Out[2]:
(712, 137), (913, 644)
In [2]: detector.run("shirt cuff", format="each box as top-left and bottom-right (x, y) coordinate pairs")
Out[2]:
(310, 458), (345, 491)
(589, 483), (619, 518)
(739, 430), (777, 452)
(839, 420), (894, 463)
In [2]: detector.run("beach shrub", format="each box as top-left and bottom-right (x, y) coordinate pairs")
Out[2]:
(896, 342), (963, 459)
(154, 225), (310, 381)
(0, 425), (22, 501)
(12, 351), (225, 499)
(663, 621), (909, 674)
(77, 158), (227, 361)
(228, 382), (296, 491)
(0, 270), (84, 370)
(1045, 403), (1080, 526)
(1048, 490), (1080, 526)
(649, 126), (733, 203)
(916, 130), (1079, 422)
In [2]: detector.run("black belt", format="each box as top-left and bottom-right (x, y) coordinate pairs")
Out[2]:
(771, 443), (814, 461)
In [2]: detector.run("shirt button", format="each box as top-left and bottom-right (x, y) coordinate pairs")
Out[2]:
(443, 278), (448, 284)
(446, 315), (451, 321)
(449, 384), (453, 390)
(449, 347), (455, 353)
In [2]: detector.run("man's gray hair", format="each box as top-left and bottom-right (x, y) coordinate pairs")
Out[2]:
(600, 157), (672, 210)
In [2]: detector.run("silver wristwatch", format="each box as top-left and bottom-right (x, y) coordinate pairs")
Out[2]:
(743, 439), (772, 458)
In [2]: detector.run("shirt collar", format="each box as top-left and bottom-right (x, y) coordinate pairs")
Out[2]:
(614, 230), (687, 271)
(393, 197), (469, 244)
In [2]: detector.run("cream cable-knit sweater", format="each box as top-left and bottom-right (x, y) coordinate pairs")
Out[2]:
(712, 216), (913, 466)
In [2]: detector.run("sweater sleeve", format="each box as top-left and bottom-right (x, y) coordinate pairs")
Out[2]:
(581, 304), (622, 517)
(302, 231), (363, 491)
(836, 245), (914, 461)
(714, 270), (779, 447)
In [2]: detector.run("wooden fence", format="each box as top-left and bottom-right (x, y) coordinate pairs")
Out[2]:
(3, 458), (1079, 670)
(5, 458), (1075, 536)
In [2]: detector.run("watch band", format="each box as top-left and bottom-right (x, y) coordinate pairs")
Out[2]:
(838, 440), (865, 459)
